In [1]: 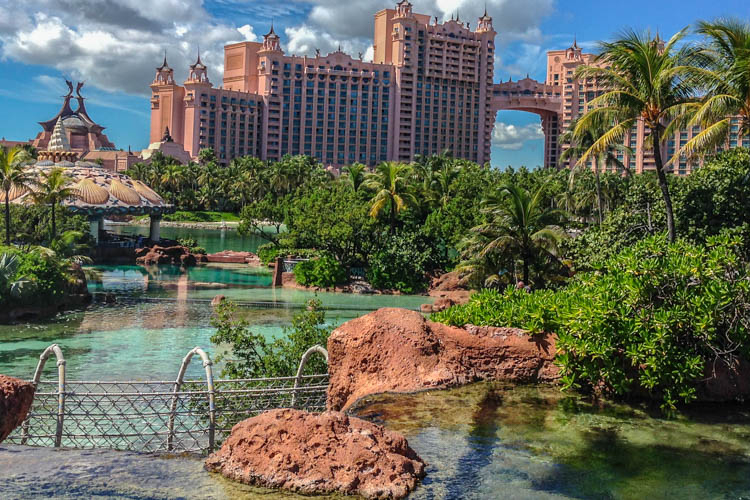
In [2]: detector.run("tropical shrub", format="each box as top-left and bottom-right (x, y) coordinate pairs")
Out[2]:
(177, 237), (206, 254)
(0, 246), (73, 308)
(434, 233), (750, 414)
(210, 299), (331, 379)
(366, 229), (447, 293)
(293, 255), (347, 288)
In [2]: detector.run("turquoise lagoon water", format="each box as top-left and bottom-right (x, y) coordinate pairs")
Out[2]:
(0, 262), (431, 382)
(107, 223), (269, 254)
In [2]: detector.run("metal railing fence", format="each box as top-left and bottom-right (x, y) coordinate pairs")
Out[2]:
(6, 344), (328, 455)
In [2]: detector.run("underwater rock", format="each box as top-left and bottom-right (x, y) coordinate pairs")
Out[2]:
(204, 408), (425, 499)
(327, 308), (558, 411)
(0, 375), (35, 443)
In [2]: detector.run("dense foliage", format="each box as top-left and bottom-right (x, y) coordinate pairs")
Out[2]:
(210, 299), (332, 379)
(0, 245), (76, 308)
(435, 233), (750, 414)
(293, 255), (348, 288)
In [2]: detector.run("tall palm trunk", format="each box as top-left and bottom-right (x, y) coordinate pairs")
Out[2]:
(651, 124), (676, 242)
(51, 202), (57, 240)
(4, 192), (10, 245)
(595, 156), (604, 226)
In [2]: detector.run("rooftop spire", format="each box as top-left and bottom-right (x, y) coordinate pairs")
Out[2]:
(48, 117), (71, 152)
(265, 21), (276, 37)
(157, 50), (170, 70)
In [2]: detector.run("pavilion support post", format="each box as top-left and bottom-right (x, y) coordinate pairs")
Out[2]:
(89, 217), (99, 244)
(149, 215), (161, 243)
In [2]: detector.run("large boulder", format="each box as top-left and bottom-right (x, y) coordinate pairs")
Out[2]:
(327, 308), (558, 411)
(204, 409), (425, 499)
(0, 375), (35, 443)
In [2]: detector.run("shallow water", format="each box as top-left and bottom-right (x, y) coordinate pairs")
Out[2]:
(355, 383), (750, 499)
(0, 263), (431, 381)
(3, 383), (749, 499)
(107, 224), (269, 254)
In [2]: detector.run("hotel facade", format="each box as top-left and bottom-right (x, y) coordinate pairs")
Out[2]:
(149, 0), (749, 173)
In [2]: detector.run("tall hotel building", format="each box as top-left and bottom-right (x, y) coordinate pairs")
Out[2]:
(150, 1), (496, 167)
(544, 41), (750, 175)
(149, 0), (748, 172)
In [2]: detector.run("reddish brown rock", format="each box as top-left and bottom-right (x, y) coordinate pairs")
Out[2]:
(135, 245), (197, 267)
(429, 270), (467, 292)
(205, 250), (259, 265)
(211, 295), (226, 307)
(0, 375), (35, 443)
(327, 308), (558, 411)
(698, 358), (750, 402)
(204, 409), (425, 499)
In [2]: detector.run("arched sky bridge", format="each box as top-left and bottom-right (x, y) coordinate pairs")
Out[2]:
(490, 77), (564, 168)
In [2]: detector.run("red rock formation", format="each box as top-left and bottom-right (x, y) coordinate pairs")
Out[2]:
(135, 245), (199, 267)
(327, 308), (558, 411)
(0, 375), (35, 443)
(204, 409), (425, 499)
(205, 250), (260, 265)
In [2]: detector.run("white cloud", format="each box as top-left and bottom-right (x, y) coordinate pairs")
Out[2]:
(0, 1), (257, 96)
(492, 122), (544, 150)
(237, 24), (258, 42)
(0, 0), (557, 98)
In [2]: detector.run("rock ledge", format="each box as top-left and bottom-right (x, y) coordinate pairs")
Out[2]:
(204, 408), (425, 499)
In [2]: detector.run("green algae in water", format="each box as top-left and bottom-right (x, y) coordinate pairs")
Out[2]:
(354, 382), (750, 499)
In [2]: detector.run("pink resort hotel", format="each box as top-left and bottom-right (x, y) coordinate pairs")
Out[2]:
(149, 0), (749, 173)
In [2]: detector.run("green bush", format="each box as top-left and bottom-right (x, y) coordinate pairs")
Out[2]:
(177, 238), (206, 254)
(366, 230), (447, 293)
(0, 246), (72, 307)
(434, 233), (750, 414)
(293, 255), (347, 288)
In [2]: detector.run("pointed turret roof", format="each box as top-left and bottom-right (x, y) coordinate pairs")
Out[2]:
(48, 117), (71, 151)
(265, 22), (277, 38)
(157, 51), (171, 71)
(190, 49), (206, 70)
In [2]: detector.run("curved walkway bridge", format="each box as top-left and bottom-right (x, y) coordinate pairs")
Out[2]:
(6, 344), (329, 455)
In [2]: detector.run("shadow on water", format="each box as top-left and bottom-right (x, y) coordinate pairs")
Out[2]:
(444, 386), (505, 500)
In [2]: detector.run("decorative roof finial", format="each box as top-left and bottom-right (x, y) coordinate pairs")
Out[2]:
(48, 117), (71, 152)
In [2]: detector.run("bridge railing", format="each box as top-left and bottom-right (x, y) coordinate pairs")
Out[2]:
(8, 344), (329, 455)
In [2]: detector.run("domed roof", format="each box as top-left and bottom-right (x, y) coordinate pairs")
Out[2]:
(13, 162), (174, 217)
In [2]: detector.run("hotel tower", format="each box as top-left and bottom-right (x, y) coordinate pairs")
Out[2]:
(149, 0), (749, 172)
(150, 1), (496, 167)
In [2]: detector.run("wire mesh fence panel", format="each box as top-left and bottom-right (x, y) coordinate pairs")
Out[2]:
(7, 344), (329, 455)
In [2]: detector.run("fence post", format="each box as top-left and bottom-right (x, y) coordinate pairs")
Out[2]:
(22, 344), (65, 446)
(291, 345), (328, 408)
(168, 347), (214, 453)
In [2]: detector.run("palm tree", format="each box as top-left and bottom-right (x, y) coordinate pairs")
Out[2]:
(673, 19), (750, 162)
(0, 146), (33, 245)
(30, 167), (77, 239)
(362, 162), (417, 230)
(343, 163), (366, 192)
(427, 163), (459, 209)
(469, 183), (567, 285)
(573, 29), (699, 242)
(160, 164), (184, 196)
(560, 119), (631, 226)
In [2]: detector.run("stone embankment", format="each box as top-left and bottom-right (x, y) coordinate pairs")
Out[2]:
(130, 220), (240, 230)
(204, 409), (425, 499)
(205, 250), (260, 265)
(422, 270), (473, 313)
(326, 308), (558, 411)
(0, 375), (35, 443)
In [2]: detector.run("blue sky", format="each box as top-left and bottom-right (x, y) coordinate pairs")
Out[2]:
(0, 0), (747, 167)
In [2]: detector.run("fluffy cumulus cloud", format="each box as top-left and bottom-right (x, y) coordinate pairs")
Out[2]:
(492, 122), (544, 150)
(0, 0), (258, 96)
(0, 0), (556, 97)
(285, 0), (555, 61)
